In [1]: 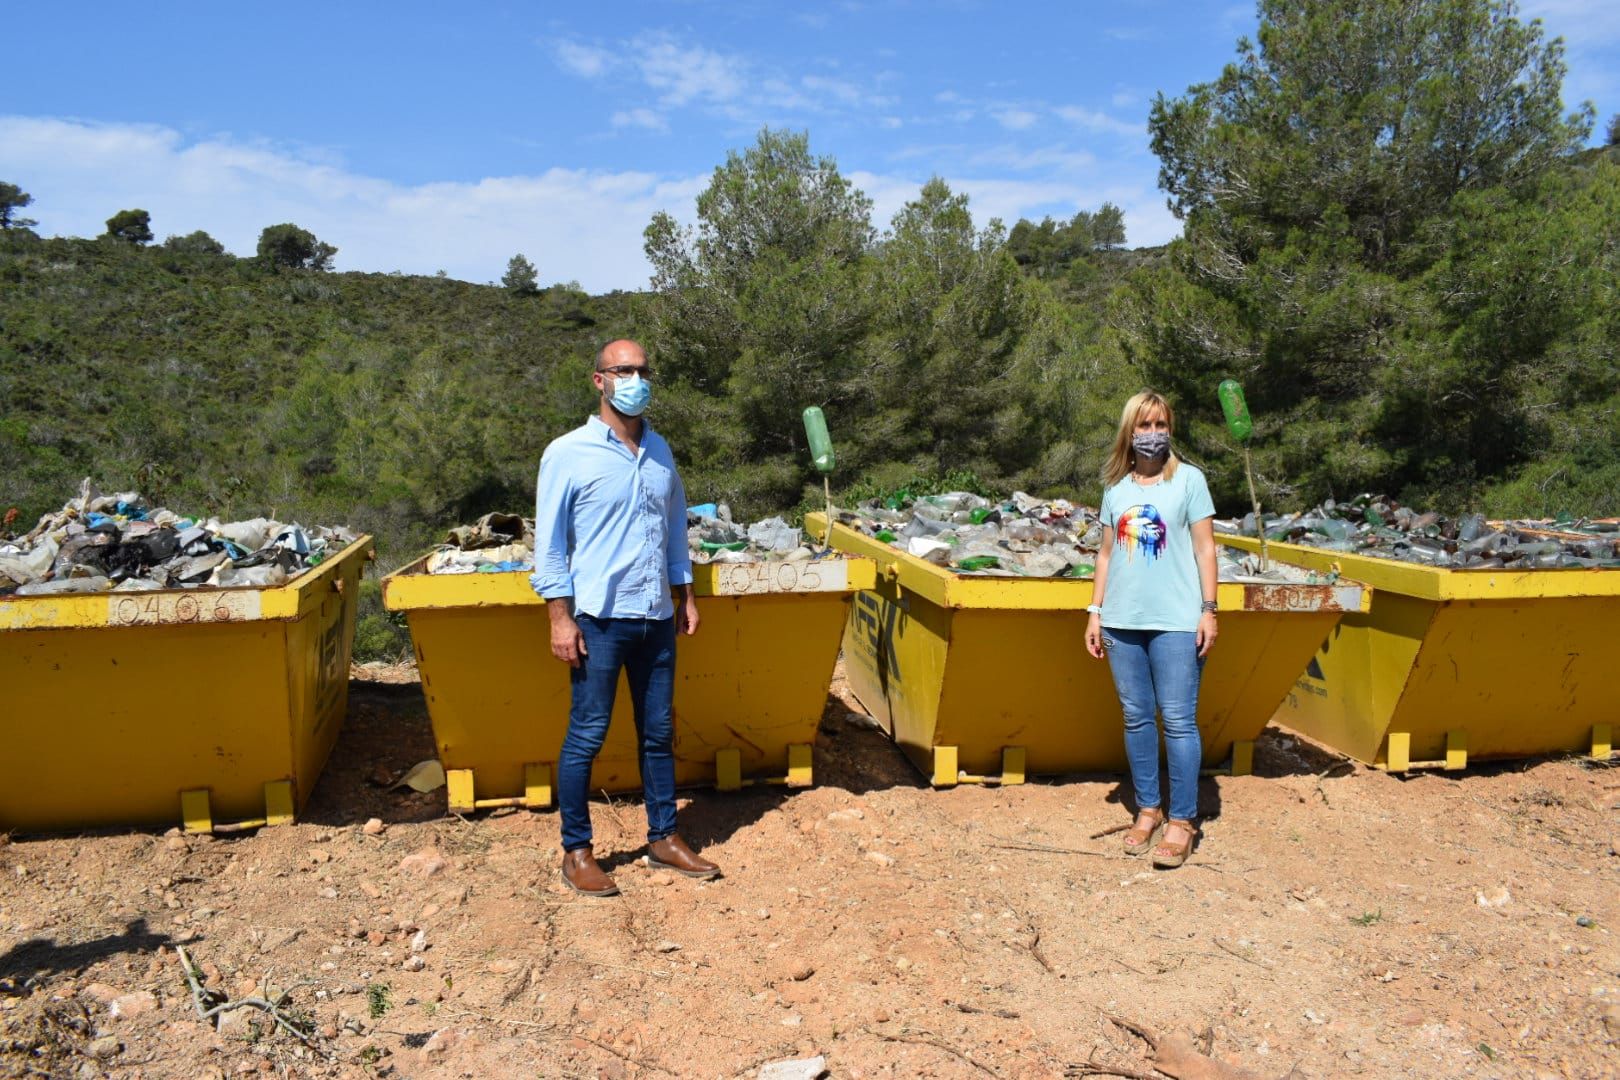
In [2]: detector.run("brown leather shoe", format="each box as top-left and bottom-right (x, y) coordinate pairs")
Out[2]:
(561, 848), (619, 897)
(646, 834), (720, 880)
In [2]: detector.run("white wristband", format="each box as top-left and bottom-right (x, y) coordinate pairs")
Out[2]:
(1086, 604), (1102, 615)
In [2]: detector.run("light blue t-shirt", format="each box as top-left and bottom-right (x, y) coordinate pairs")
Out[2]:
(1099, 463), (1216, 633)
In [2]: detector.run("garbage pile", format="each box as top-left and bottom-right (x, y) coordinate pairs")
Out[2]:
(0, 480), (357, 596)
(837, 491), (1102, 577)
(422, 513), (533, 574)
(419, 506), (822, 574)
(686, 503), (817, 564)
(1218, 496), (1620, 569)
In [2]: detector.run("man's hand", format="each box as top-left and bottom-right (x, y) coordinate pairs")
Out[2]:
(677, 588), (700, 637)
(548, 599), (587, 668)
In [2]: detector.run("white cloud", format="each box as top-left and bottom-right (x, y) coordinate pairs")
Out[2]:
(801, 74), (893, 110)
(611, 108), (669, 132)
(552, 40), (614, 79)
(0, 116), (706, 293)
(992, 108), (1039, 131)
(1053, 104), (1143, 138)
(632, 32), (747, 106)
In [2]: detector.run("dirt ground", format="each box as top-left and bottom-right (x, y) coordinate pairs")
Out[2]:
(2, 661), (1617, 1080)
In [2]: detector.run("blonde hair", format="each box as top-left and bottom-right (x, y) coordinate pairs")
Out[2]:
(1102, 390), (1180, 488)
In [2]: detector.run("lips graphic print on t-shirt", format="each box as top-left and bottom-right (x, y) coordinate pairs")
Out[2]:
(1115, 504), (1165, 562)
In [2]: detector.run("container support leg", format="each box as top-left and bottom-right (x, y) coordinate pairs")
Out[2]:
(1594, 724), (1614, 762)
(785, 744), (813, 787)
(932, 746), (960, 787)
(524, 763), (553, 809)
(714, 745), (812, 791)
(715, 749), (743, 792)
(264, 780), (295, 826)
(447, 769), (477, 813)
(180, 789), (212, 835)
(1384, 732), (1411, 773)
(1444, 730), (1468, 771)
(942, 746), (1026, 786)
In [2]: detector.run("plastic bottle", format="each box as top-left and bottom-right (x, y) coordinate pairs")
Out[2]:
(802, 407), (835, 474)
(1218, 380), (1253, 441)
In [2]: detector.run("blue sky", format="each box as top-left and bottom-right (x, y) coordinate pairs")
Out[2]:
(3, 1), (1615, 293)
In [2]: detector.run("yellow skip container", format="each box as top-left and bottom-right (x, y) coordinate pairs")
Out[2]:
(1220, 534), (1620, 770)
(381, 554), (875, 812)
(0, 537), (373, 833)
(810, 515), (1366, 785)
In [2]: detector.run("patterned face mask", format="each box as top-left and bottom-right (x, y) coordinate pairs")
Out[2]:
(1132, 432), (1170, 460)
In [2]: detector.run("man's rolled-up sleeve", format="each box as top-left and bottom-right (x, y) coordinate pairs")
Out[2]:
(530, 451), (574, 600)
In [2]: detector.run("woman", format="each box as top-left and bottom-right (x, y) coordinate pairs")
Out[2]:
(1084, 391), (1219, 869)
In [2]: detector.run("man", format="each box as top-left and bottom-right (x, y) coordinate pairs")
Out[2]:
(531, 339), (721, 897)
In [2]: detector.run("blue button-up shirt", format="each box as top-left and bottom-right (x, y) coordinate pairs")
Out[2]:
(530, 415), (693, 619)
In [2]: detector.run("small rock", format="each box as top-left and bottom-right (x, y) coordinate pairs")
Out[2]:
(757, 909), (771, 920)
(1475, 887), (1511, 908)
(826, 809), (865, 824)
(649, 871), (675, 887)
(190, 907), (216, 921)
(399, 848), (447, 878)
(784, 962), (815, 982)
(362, 818), (386, 836)
(367, 764), (396, 786)
(109, 991), (159, 1020)
(80, 982), (122, 1005)
(234, 978), (260, 999)
(423, 1028), (460, 1055)
(420, 903), (441, 919)
(164, 836), (189, 853)
(1576, 915), (1594, 928)
(655, 940), (681, 954)
(865, 850), (896, 868)
(1601, 1004), (1620, 1039)
(367, 931), (387, 947)
(410, 930), (428, 954)
(757, 1054), (827, 1080)
(844, 710), (880, 729)
(359, 881), (382, 899)
(486, 958), (521, 975)
(402, 956), (425, 972)
(87, 1035), (123, 1060)
(258, 927), (301, 954)
(308, 848), (332, 865)
(216, 1008), (259, 1040)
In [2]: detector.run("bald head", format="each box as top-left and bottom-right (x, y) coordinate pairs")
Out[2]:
(595, 339), (646, 372)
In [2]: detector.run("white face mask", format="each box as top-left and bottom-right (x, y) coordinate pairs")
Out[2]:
(606, 372), (651, 416)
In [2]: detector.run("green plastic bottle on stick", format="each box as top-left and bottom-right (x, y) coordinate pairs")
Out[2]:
(802, 406), (836, 548)
(1217, 379), (1267, 569)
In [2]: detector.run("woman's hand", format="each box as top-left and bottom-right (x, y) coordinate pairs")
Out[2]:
(1196, 611), (1218, 658)
(1085, 612), (1104, 659)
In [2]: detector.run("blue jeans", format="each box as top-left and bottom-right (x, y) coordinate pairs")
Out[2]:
(559, 615), (678, 853)
(1102, 628), (1204, 821)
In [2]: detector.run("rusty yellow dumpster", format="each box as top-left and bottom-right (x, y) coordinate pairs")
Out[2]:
(1220, 534), (1620, 771)
(381, 554), (875, 812)
(809, 515), (1366, 785)
(0, 537), (373, 832)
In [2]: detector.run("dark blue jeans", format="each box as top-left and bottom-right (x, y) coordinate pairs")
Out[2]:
(559, 614), (678, 853)
(1102, 628), (1205, 821)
